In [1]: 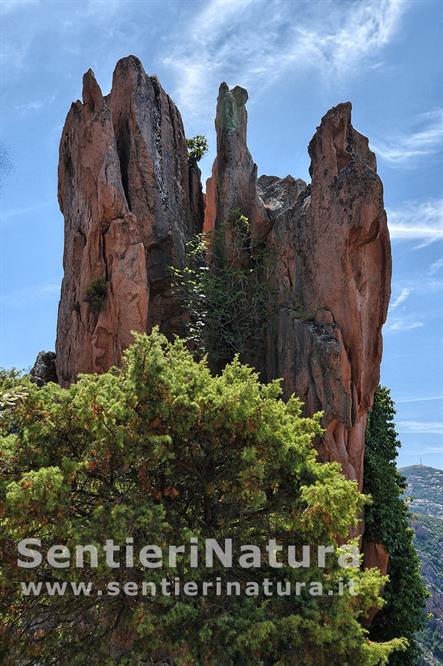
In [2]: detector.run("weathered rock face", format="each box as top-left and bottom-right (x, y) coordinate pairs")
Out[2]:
(204, 90), (391, 492)
(363, 540), (390, 577)
(362, 540), (390, 624)
(56, 56), (203, 385)
(30, 351), (58, 386)
(266, 103), (391, 488)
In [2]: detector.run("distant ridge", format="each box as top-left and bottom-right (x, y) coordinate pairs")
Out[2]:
(400, 464), (443, 472)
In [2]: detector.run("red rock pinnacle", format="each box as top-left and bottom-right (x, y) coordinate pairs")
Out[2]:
(56, 56), (203, 385)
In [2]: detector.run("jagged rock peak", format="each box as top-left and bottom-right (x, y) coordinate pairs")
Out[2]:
(204, 82), (269, 240)
(308, 101), (377, 177)
(82, 68), (103, 109)
(56, 56), (204, 386)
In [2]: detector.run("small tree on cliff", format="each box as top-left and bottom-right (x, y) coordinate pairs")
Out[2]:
(186, 135), (208, 163)
(0, 334), (406, 664)
(364, 386), (428, 665)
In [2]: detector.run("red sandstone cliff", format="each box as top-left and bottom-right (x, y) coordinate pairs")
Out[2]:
(56, 56), (203, 385)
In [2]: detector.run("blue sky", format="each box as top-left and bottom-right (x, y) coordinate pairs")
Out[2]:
(0, 0), (442, 468)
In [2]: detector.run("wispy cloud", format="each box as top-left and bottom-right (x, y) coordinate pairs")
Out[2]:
(0, 201), (52, 224)
(0, 283), (60, 308)
(84, 0), (122, 14)
(0, 0), (38, 15)
(396, 395), (443, 404)
(388, 198), (443, 245)
(391, 277), (443, 297)
(386, 285), (425, 331)
(387, 319), (424, 332)
(397, 421), (443, 435)
(429, 256), (443, 275)
(163, 0), (406, 118)
(390, 287), (410, 309)
(373, 109), (443, 164)
(386, 275), (442, 331)
(15, 95), (56, 115)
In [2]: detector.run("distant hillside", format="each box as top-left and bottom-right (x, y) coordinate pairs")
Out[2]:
(403, 465), (443, 519)
(401, 465), (443, 665)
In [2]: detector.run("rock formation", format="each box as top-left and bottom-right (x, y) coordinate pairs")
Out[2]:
(204, 85), (391, 492)
(30, 351), (57, 386)
(55, 61), (391, 571)
(56, 56), (203, 386)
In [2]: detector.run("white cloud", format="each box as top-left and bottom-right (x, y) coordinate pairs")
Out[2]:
(372, 109), (443, 163)
(388, 198), (443, 245)
(393, 277), (443, 296)
(390, 287), (410, 309)
(189, 0), (255, 42)
(429, 256), (443, 275)
(16, 99), (43, 113)
(163, 0), (406, 118)
(397, 421), (443, 435)
(15, 95), (56, 115)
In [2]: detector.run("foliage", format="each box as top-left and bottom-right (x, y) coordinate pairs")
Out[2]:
(0, 332), (406, 664)
(364, 387), (429, 665)
(171, 211), (275, 369)
(186, 135), (208, 163)
(84, 277), (107, 313)
(0, 369), (30, 421)
(0, 369), (24, 392)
